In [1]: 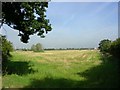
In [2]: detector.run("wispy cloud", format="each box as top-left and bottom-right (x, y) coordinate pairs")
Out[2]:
(89, 2), (115, 17)
(62, 13), (76, 27)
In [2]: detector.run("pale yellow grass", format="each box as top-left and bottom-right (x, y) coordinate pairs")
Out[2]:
(14, 50), (101, 65)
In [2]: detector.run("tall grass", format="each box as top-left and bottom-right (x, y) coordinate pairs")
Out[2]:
(2, 50), (119, 88)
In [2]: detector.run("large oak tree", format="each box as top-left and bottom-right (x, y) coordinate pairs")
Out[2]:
(1, 2), (52, 43)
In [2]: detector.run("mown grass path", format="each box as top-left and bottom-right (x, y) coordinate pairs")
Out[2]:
(2, 50), (119, 88)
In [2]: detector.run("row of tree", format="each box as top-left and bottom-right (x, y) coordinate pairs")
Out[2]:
(44, 48), (95, 50)
(15, 44), (96, 51)
(15, 43), (44, 52)
(98, 38), (120, 59)
(17, 47), (95, 51)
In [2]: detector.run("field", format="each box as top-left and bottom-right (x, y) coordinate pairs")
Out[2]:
(2, 50), (119, 88)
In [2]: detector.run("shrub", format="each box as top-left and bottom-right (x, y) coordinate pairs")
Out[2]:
(98, 38), (120, 59)
(0, 35), (14, 62)
(0, 35), (14, 74)
(98, 39), (112, 54)
(109, 38), (120, 58)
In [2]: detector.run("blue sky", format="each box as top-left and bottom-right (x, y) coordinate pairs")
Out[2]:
(0, 2), (118, 49)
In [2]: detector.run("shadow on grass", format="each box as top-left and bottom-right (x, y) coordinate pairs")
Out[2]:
(76, 54), (119, 88)
(23, 54), (119, 88)
(23, 78), (79, 88)
(2, 60), (36, 76)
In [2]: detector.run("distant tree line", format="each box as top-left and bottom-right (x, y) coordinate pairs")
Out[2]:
(44, 48), (95, 50)
(98, 38), (120, 59)
(15, 47), (95, 51)
(15, 43), (44, 52)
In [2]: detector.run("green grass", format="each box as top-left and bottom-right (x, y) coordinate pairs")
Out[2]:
(2, 50), (119, 88)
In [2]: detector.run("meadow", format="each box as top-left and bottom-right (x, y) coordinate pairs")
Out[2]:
(2, 50), (119, 88)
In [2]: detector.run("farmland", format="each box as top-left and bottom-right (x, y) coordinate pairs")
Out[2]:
(2, 50), (119, 88)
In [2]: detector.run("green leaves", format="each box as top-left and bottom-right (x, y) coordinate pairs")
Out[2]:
(109, 38), (120, 58)
(99, 38), (120, 59)
(98, 39), (111, 54)
(0, 35), (14, 61)
(2, 2), (52, 43)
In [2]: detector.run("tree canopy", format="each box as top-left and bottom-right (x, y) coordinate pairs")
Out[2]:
(98, 38), (120, 59)
(31, 43), (44, 52)
(1, 2), (52, 43)
(98, 39), (111, 54)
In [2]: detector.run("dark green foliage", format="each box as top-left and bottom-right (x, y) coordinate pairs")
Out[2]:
(1, 2), (52, 43)
(0, 35), (14, 74)
(99, 38), (120, 59)
(98, 39), (111, 54)
(0, 35), (14, 62)
(109, 38), (120, 58)
(31, 43), (44, 52)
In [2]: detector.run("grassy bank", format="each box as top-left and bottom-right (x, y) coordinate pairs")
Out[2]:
(2, 50), (119, 88)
